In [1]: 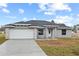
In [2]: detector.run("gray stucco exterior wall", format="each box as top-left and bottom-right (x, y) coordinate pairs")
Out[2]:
(5, 27), (72, 40)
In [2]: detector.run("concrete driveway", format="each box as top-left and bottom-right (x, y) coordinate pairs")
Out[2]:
(0, 40), (46, 56)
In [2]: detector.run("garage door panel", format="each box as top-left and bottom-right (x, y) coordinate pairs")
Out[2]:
(9, 29), (34, 39)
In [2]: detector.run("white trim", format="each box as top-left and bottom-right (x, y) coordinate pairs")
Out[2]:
(5, 26), (15, 27)
(14, 24), (31, 25)
(29, 26), (45, 28)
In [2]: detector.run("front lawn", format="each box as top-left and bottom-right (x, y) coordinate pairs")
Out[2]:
(0, 33), (7, 44)
(36, 38), (79, 56)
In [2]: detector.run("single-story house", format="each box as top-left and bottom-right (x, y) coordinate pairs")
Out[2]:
(4, 20), (72, 40)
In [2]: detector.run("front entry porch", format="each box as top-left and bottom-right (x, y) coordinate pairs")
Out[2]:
(37, 28), (53, 39)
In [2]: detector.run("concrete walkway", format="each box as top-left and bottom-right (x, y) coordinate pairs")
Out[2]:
(0, 40), (46, 56)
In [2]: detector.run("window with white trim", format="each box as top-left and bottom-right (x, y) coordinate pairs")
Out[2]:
(38, 29), (43, 35)
(62, 29), (66, 35)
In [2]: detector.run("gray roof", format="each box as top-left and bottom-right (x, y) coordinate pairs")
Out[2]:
(45, 23), (71, 29)
(5, 20), (71, 30)
(14, 20), (55, 26)
(56, 24), (71, 30)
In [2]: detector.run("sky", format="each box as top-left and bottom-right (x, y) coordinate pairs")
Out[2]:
(0, 3), (79, 26)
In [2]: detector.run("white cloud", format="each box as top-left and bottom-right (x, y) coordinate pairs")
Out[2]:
(57, 14), (79, 26)
(53, 16), (72, 23)
(32, 17), (37, 20)
(38, 3), (47, 11)
(18, 9), (24, 14)
(0, 3), (10, 14)
(77, 14), (79, 17)
(2, 8), (10, 13)
(22, 17), (27, 21)
(52, 3), (71, 11)
(66, 23), (73, 26)
(53, 15), (73, 26)
(38, 3), (71, 15)
(44, 12), (54, 15)
(0, 3), (7, 8)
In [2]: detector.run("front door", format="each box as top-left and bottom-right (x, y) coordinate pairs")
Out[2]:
(48, 29), (52, 38)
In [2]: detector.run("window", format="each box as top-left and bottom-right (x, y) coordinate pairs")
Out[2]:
(49, 29), (51, 34)
(38, 29), (43, 35)
(16, 25), (22, 27)
(62, 29), (66, 35)
(20, 25), (24, 27)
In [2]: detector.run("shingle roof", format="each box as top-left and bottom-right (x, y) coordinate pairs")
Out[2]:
(5, 20), (71, 30)
(44, 23), (71, 29)
(55, 24), (71, 29)
(14, 20), (55, 26)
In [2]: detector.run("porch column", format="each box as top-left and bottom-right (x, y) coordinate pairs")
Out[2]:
(34, 28), (37, 39)
(45, 28), (49, 39)
(51, 28), (57, 38)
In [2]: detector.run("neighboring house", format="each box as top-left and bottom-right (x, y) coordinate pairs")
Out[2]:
(74, 24), (79, 33)
(4, 20), (72, 39)
(73, 24), (79, 37)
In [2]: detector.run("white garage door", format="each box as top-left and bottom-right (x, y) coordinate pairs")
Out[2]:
(9, 29), (34, 39)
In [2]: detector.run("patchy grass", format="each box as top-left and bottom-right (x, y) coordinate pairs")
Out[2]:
(0, 33), (7, 44)
(36, 38), (79, 56)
